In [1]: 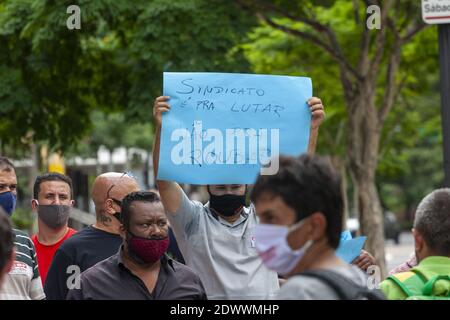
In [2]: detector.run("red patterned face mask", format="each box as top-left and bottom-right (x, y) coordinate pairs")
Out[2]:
(127, 233), (169, 264)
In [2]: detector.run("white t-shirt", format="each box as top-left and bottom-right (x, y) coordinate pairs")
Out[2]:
(168, 190), (280, 300)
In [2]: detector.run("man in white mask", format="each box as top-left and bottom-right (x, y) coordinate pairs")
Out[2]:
(251, 155), (385, 300)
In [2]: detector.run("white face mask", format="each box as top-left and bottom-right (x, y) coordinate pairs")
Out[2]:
(255, 222), (313, 276)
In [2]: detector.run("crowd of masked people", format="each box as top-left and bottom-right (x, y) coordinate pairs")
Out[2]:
(0, 96), (448, 300)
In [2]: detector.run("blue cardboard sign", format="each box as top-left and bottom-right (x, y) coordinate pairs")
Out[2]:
(336, 236), (367, 264)
(158, 72), (312, 184)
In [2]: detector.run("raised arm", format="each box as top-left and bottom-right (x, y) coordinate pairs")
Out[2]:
(307, 97), (325, 154)
(152, 96), (184, 214)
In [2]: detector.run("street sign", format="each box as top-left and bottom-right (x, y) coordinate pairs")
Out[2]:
(422, 0), (450, 24)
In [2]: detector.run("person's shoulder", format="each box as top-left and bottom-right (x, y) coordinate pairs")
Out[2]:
(191, 199), (206, 212)
(170, 258), (201, 280)
(279, 266), (367, 300)
(67, 228), (77, 237)
(61, 226), (93, 243)
(380, 273), (409, 300)
(386, 270), (416, 282)
(170, 258), (194, 273)
(56, 226), (92, 254)
(80, 253), (117, 281)
(179, 189), (204, 209)
(339, 265), (368, 286)
(12, 229), (34, 246)
(276, 275), (321, 299)
(13, 228), (30, 238)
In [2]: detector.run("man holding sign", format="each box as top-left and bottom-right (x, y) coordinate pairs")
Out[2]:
(152, 72), (325, 299)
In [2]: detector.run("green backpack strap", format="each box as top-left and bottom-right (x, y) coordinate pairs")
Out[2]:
(387, 272), (426, 297)
(422, 275), (450, 297)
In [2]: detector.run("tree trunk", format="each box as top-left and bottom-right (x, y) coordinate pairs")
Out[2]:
(355, 173), (386, 277)
(330, 156), (349, 227)
(347, 85), (387, 277)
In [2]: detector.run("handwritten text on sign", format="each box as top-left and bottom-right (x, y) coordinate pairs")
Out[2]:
(158, 72), (312, 184)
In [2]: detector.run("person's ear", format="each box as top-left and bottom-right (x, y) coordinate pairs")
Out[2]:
(287, 215), (316, 250)
(309, 212), (327, 242)
(412, 228), (424, 250)
(31, 199), (39, 211)
(69, 199), (75, 207)
(413, 228), (427, 262)
(104, 199), (115, 215)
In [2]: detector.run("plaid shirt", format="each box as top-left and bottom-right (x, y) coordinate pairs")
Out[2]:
(388, 253), (418, 275)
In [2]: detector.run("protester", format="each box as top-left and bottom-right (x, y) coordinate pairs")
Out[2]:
(44, 172), (140, 299)
(148, 188), (185, 264)
(381, 189), (450, 299)
(67, 191), (206, 300)
(0, 157), (17, 217)
(31, 173), (77, 285)
(0, 208), (15, 290)
(0, 157), (45, 300)
(152, 95), (326, 299)
(250, 154), (384, 300)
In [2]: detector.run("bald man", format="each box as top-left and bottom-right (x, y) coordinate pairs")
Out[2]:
(44, 172), (140, 300)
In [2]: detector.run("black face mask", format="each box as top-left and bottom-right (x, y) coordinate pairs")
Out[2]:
(208, 188), (246, 217)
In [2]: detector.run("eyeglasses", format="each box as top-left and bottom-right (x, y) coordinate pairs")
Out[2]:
(106, 171), (136, 205)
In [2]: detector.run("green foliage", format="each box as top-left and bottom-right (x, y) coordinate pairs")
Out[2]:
(0, 0), (254, 153)
(0, 0), (444, 219)
(11, 207), (34, 232)
(240, 0), (441, 217)
(241, 19), (347, 156)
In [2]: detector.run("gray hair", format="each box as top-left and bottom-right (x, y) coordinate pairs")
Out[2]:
(414, 188), (450, 256)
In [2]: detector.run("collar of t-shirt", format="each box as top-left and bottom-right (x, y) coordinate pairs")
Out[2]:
(34, 227), (75, 247)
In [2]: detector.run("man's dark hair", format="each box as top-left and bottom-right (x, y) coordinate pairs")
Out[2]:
(414, 188), (450, 256)
(251, 154), (343, 249)
(0, 208), (14, 272)
(33, 172), (74, 200)
(0, 157), (15, 172)
(121, 191), (162, 229)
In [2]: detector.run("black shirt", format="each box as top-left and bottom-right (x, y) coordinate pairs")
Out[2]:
(44, 225), (185, 300)
(44, 225), (122, 300)
(66, 248), (207, 300)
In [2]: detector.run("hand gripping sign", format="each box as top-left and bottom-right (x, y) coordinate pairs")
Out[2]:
(158, 72), (312, 184)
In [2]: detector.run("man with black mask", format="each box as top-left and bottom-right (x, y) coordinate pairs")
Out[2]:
(66, 191), (206, 300)
(152, 95), (326, 299)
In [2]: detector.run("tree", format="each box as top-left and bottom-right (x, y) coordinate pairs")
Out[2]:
(237, 0), (429, 275)
(378, 72), (443, 223)
(0, 0), (253, 153)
